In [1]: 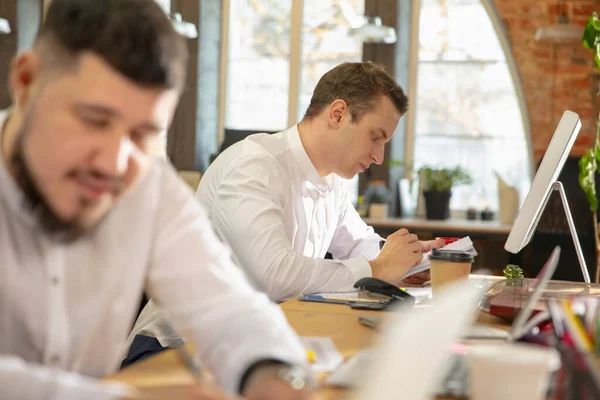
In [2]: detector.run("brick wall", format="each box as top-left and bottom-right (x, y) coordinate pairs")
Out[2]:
(494, 0), (599, 160)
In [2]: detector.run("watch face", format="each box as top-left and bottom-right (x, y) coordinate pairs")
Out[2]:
(277, 366), (313, 390)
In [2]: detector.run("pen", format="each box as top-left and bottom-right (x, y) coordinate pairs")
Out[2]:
(156, 319), (204, 384)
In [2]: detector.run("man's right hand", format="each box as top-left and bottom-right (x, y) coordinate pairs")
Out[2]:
(368, 228), (423, 283)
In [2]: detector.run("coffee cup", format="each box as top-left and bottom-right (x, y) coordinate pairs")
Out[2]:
(429, 248), (474, 293)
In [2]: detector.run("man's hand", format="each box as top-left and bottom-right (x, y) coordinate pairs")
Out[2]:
(369, 231), (445, 283)
(420, 238), (445, 253)
(395, 239), (444, 286)
(243, 376), (316, 400)
(241, 364), (317, 400)
(368, 229), (422, 282)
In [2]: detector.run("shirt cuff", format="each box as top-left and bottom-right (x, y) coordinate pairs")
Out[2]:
(340, 256), (372, 283)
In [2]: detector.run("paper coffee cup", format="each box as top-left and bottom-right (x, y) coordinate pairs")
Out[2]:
(466, 343), (560, 400)
(429, 249), (474, 293)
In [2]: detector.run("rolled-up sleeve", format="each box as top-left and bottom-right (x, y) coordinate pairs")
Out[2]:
(146, 164), (307, 393)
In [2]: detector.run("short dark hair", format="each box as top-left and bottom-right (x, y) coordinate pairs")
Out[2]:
(303, 62), (408, 122)
(37, 0), (188, 90)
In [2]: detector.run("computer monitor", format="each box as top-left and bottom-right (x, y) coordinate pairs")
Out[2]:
(504, 110), (585, 277)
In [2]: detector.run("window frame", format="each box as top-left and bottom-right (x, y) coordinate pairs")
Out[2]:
(403, 0), (533, 185)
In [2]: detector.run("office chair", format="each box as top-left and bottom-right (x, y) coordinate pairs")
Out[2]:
(210, 128), (277, 164)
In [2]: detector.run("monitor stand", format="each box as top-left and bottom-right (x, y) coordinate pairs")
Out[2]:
(551, 181), (591, 283)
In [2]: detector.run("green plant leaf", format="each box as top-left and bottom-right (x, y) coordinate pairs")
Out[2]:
(583, 13), (600, 49)
(418, 166), (472, 192)
(503, 264), (524, 279)
(579, 148), (598, 212)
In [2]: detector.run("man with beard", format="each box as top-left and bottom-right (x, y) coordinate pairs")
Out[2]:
(0, 0), (314, 399)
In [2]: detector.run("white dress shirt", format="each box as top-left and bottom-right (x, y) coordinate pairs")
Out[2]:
(196, 126), (382, 302)
(0, 110), (306, 399)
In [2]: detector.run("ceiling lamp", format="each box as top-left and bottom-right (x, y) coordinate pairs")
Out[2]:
(339, 0), (396, 44)
(170, 13), (198, 39)
(0, 18), (10, 35)
(348, 16), (397, 44)
(535, 12), (583, 44)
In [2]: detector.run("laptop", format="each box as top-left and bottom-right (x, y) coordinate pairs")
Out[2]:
(325, 278), (484, 399)
(439, 246), (561, 397)
(328, 247), (561, 399)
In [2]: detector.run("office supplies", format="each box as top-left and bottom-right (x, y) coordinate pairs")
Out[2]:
(329, 247), (562, 399)
(503, 110), (590, 282)
(437, 246), (562, 397)
(354, 277), (415, 305)
(339, 280), (484, 400)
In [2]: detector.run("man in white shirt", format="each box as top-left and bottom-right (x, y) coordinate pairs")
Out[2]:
(196, 62), (443, 302)
(0, 0), (314, 399)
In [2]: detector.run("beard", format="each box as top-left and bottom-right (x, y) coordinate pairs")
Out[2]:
(10, 136), (89, 243)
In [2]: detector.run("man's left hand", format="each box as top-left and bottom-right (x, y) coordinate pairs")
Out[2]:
(242, 364), (318, 400)
(396, 239), (444, 287)
(243, 376), (317, 400)
(420, 239), (445, 253)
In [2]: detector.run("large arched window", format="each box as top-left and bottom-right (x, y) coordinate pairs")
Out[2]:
(411, 0), (532, 213)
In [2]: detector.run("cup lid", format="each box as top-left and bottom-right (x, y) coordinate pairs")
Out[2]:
(429, 248), (474, 262)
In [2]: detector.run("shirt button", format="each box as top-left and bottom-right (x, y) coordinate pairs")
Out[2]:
(50, 276), (60, 286)
(49, 354), (61, 365)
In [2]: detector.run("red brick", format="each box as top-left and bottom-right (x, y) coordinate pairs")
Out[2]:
(571, 76), (592, 88)
(572, 4), (595, 16)
(547, 3), (569, 18)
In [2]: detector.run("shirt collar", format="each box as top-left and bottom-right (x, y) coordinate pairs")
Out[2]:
(0, 109), (37, 226)
(287, 125), (334, 193)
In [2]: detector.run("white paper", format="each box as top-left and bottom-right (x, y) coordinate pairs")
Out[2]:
(301, 336), (344, 372)
(401, 236), (478, 279)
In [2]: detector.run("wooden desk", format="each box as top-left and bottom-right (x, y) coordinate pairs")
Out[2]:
(109, 276), (509, 399)
(363, 217), (512, 236)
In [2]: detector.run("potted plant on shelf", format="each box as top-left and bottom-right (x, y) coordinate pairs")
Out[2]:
(363, 179), (391, 219)
(418, 166), (472, 220)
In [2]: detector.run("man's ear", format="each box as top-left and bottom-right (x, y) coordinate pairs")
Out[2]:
(10, 51), (41, 109)
(328, 99), (348, 128)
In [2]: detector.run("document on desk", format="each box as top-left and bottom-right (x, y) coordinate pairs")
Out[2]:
(402, 236), (478, 279)
(301, 337), (343, 372)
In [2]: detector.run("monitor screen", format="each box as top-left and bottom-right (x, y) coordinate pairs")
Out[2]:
(504, 110), (581, 254)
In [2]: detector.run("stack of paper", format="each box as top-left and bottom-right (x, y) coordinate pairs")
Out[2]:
(402, 237), (478, 279)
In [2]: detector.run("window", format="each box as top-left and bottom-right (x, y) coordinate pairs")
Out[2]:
(411, 0), (531, 212)
(222, 0), (364, 203)
(225, 0), (292, 131)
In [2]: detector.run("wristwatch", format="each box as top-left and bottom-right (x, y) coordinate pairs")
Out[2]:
(275, 364), (314, 390)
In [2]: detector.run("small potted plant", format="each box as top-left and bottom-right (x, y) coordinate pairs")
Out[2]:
(363, 180), (391, 219)
(503, 264), (525, 287)
(418, 166), (472, 220)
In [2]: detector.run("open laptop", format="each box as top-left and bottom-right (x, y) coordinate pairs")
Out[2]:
(327, 247), (561, 399)
(348, 279), (485, 400)
(439, 246), (561, 397)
